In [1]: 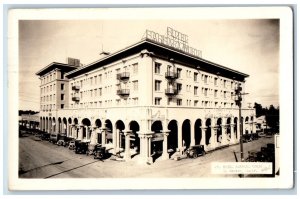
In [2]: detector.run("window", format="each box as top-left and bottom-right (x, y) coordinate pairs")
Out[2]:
(90, 77), (93, 85)
(133, 97), (138, 105)
(61, 94), (64, 100)
(204, 88), (208, 97)
(61, 104), (64, 109)
(224, 91), (227, 99)
(177, 99), (182, 106)
(90, 89), (93, 97)
(194, 100), (198, 107)
(133, 63), (138, 74)
(214, 77), (218, 86)
(224, 80), (226, 88)
(99, 74), (102, 83)
(61, 72), (64, 79)
(231, 81), (233, 89)
(61, 84), (64, 91)
(116, 99), (121, 105)
(167, 98), (172, 105)
(194, 86), (198, 95)
(215, 102), (218, 108)
(155, 80), (161, 91)
(94, 89), (97, 97)
(154, 62), (161, 74)
(204, 75), (208, 84)
(177, 68), (182, 78)
(133, 80), (138, 91)
(80, 80), (83, 87)
(177, 83), (182, 93)
(155, 97), (161, 105)
(194, 73), (198, 82)
(99, 88), (102, 96)
(214, 90), (218, 98)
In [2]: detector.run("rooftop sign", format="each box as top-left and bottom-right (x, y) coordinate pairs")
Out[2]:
(144, 27), (202, 58)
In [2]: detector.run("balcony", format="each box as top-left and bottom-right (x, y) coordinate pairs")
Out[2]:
(165, 88), (178, 95)
(72, 97), (80, 102)
(72, 85), (80, 90)
(116, 72), (130, 80)
(117, 89), (130, 96)
(165, 71), (178, 79)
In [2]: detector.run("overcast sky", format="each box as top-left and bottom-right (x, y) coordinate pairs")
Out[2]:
(19, 19), (279, 111)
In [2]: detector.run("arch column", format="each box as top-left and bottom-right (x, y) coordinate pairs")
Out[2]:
(113, 123), (118, 154)
(177, 120), (183, 154)
(101, 127), (106, 146)
(161, 131), (170, 160)
(230, 123), (235, 144)
(78, 125), (83, 140)
(200, 127), (207, 151)
(124, 130), (132, 161)
(190, 121), (195, 147)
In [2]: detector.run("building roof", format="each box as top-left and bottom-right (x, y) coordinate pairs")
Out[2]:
(65, 39), (249, 81)
(36, 62), (78, 76)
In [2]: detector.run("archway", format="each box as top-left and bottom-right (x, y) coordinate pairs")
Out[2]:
(63, 117), (67, 134)
(94, 119), (102, 143)
(151, 120), (163, 161)
(129, 121), (140, 153)
(234, 117), (238, 139)
(168, 120), (178, 151)
(216, 118), (222, 143)
(194, 119), (202, 145)
(226, 118), (231, 139)
(52, 117), (56, 133)
(105, 119), (113, 144)
(58, 117), (62, 134)
(205, 119), (211, 145)
(82, 118), (91, 140)
(45, 117), (48, 133)
(116, 120), (125, 149)
(182, 119), (191, 148)
(74, 118), (79, 138)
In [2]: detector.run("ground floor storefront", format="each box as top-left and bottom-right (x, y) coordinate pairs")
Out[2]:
(38, 107), (256, 164)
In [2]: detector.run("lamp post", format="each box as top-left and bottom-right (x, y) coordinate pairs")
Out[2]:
(234, 82), (248, 177)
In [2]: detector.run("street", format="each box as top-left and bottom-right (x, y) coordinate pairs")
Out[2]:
(19, 134), (275, 178)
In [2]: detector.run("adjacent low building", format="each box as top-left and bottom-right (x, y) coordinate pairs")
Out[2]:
(36, 29), (256, 163)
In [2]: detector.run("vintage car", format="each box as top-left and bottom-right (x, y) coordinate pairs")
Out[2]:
(41, 132), (50, 141)
(49, 134), (59, 144)
(68, 140), (76, 150)
(93, 144), (106, 160)
(75, 140), (88, 154)
(186, 145), (205, 158)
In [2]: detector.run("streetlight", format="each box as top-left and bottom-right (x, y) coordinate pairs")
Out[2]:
(234, 82), (248, 177)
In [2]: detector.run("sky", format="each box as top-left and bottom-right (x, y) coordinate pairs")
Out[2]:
(19, 19), (279, 111)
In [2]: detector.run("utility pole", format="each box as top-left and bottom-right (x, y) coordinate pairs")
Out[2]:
(234, 83), (248, 178)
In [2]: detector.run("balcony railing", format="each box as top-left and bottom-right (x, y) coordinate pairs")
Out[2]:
(165, 71), (178, 79)
(165, 88), (178, 95)
(72, 85), (80, 90)
(117, 89), (130, 96)
(72, 97), (80, 101)
(116, 72), (130, 80)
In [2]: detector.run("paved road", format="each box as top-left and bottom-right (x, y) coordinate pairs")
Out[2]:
(19, 134), (274, 178)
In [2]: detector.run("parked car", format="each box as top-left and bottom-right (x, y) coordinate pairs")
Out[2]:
(186, 145), (205, 158)
(41, 132), (50, 141)
(93, 144), (106, 160)
(75, 140), (88, 154)
(68, 140), (76, 150)
(49, 134), (59, 144)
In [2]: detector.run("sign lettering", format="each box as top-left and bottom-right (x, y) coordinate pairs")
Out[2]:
(145, 27), (202, 58)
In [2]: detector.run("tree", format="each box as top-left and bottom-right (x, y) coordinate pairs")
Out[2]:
(254, 102), (264, 117)
(265, 105), (280, 133)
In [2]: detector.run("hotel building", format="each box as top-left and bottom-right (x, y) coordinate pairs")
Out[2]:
(36, 29), (256, 163)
